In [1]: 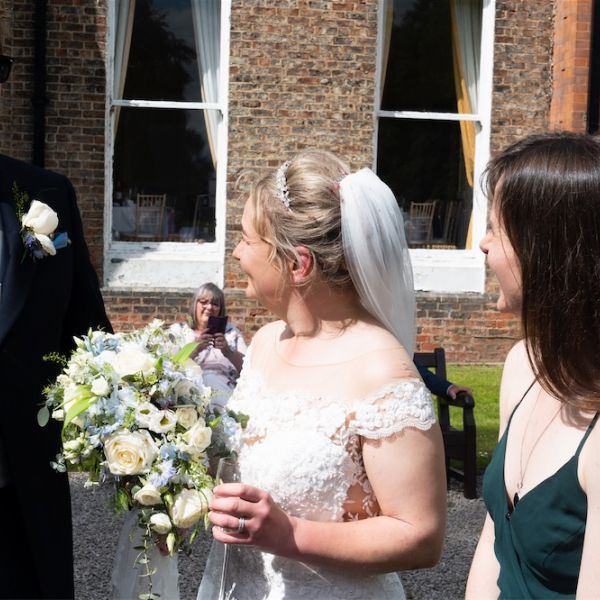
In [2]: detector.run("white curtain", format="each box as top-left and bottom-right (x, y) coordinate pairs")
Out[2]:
(451, 0), (480, 117)
(191, 0), (221, 168)
(379, 0), (394, 103)
(114, 0), (136, 141)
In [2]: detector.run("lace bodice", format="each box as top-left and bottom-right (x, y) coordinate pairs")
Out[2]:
(197, 346), (435, 600)
(229, 351), (435, 522)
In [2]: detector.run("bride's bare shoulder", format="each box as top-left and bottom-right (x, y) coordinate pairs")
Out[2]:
(344, 322), (420, 393)
(249, 320), (284, 351)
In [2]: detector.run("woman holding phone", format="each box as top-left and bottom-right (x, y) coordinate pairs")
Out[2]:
(188, 282), (247, 406)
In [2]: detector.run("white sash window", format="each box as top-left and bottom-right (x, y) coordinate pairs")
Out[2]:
(105, 0), (230, 288)
(375, 0), (495, 293)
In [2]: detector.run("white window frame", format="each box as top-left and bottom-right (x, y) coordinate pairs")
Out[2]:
(103, 0), (231, 289)
(374, 0), (496, 293)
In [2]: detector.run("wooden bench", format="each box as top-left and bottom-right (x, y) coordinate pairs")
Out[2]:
(414, 348), (478, 499)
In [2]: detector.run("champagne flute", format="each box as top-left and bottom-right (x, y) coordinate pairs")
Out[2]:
(216, 457), (240, 600)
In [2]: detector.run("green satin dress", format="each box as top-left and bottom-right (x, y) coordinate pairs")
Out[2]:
(482, 383), (599, 599)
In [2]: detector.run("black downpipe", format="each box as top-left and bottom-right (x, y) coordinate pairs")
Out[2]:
(587, 0), (600, 134)
(32, 0), (47, 167)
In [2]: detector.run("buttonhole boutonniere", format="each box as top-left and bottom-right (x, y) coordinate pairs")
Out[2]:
(13, 182), (70, 260)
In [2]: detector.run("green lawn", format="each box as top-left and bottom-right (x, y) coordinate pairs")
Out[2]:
(446, 364), (503, 470)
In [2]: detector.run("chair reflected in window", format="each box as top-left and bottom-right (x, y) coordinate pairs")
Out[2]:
(133, 193), (166, 241)
(442, 202), (462, 248)
(407, 200), (437, 246)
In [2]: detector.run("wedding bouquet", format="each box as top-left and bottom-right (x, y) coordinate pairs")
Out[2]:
(39, 319), (246, 599)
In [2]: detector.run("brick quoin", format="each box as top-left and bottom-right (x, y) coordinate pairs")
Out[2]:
(0, 0), (591, 362)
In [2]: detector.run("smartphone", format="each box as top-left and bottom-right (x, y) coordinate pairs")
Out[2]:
(207, 315), (228, 335)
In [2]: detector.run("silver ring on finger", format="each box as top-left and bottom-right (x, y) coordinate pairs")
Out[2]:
(237, 516), (246, 533)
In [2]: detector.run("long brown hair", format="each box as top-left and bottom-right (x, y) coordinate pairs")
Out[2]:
(486, 132), (600, 410)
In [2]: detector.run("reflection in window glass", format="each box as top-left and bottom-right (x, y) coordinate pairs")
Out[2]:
(112, 108), (216, 243)
(377, 118), (472, 249)
(124, 0), (202, 102)
(381, 0), (456, 113)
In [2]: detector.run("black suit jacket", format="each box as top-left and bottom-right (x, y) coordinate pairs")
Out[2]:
(0, 155), (111, 599)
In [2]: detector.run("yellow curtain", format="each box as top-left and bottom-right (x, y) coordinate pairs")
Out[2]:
(450, 0), (475, 247)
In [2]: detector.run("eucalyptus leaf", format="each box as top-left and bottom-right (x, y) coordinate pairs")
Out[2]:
(37, 405), (50, 427)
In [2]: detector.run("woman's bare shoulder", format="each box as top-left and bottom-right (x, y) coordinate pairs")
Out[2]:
(499, 339), (535, 428)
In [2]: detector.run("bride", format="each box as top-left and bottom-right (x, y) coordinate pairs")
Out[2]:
(197, 150), (447, 599)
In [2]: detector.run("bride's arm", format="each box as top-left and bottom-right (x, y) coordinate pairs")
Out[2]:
(210, 422), (446, 573)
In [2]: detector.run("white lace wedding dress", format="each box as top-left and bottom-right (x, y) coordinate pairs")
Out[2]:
(196, 347), (436, 600)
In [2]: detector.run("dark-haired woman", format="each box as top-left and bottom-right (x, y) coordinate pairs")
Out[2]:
(466, 132), (600, 599)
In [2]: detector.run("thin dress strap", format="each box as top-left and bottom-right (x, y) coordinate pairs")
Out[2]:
(505, 380), (537, 429)
(574, 412), (600, 455)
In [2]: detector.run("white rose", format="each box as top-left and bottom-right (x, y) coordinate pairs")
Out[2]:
(176, 407), (198, 429)
(21, 200), (59, 235)
(114, 347), (155, 377)
(133, 483), (162, 506)
(183, 420), (212, 452)
(148, 410), (177, 434)
(52, 408), (65, 421)
(149, 512), (172, 535)
(104, 430), (158, 476)
(91, 376), (110, 397)
(34, 233), (56, 256)
(134, 402), (159, 428)
(170, 488), (211, 529)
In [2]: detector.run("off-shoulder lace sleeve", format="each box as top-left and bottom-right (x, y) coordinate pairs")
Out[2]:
(348, 379), (436, 440)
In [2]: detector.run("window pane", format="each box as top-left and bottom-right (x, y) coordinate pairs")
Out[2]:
(377, 118), (472, 249)
(122, 0), (207, 102)
(381, 0), (481, 114)
(112, 107), (216, 243)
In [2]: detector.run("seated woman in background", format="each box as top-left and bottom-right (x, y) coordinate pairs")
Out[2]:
(189, 282), (247, 407)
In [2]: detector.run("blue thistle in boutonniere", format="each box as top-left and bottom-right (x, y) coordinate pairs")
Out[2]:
(13, 182), (70, 260)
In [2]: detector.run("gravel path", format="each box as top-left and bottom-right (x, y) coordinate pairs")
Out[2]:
(71, 474), (486, 600)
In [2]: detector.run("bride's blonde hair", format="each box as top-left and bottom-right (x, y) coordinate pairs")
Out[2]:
(249, 149), (353, 290)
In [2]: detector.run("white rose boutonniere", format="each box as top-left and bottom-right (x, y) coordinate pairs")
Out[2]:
(13, 183), (70, 260)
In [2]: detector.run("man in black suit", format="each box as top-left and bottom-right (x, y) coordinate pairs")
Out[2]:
(0, 54), (111, 599)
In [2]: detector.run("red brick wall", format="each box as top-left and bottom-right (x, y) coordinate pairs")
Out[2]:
(2, 0), (592, 363)
(0, 1), (107, 273)
(490, 1), (555, 154)
(549, 0), (593, 132)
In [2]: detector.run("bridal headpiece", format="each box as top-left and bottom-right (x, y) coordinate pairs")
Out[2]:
(276, 159), (348, 211)
(276, 160), (292, 210)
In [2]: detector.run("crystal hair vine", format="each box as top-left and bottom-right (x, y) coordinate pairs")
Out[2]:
(276, 160), (292, 210)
